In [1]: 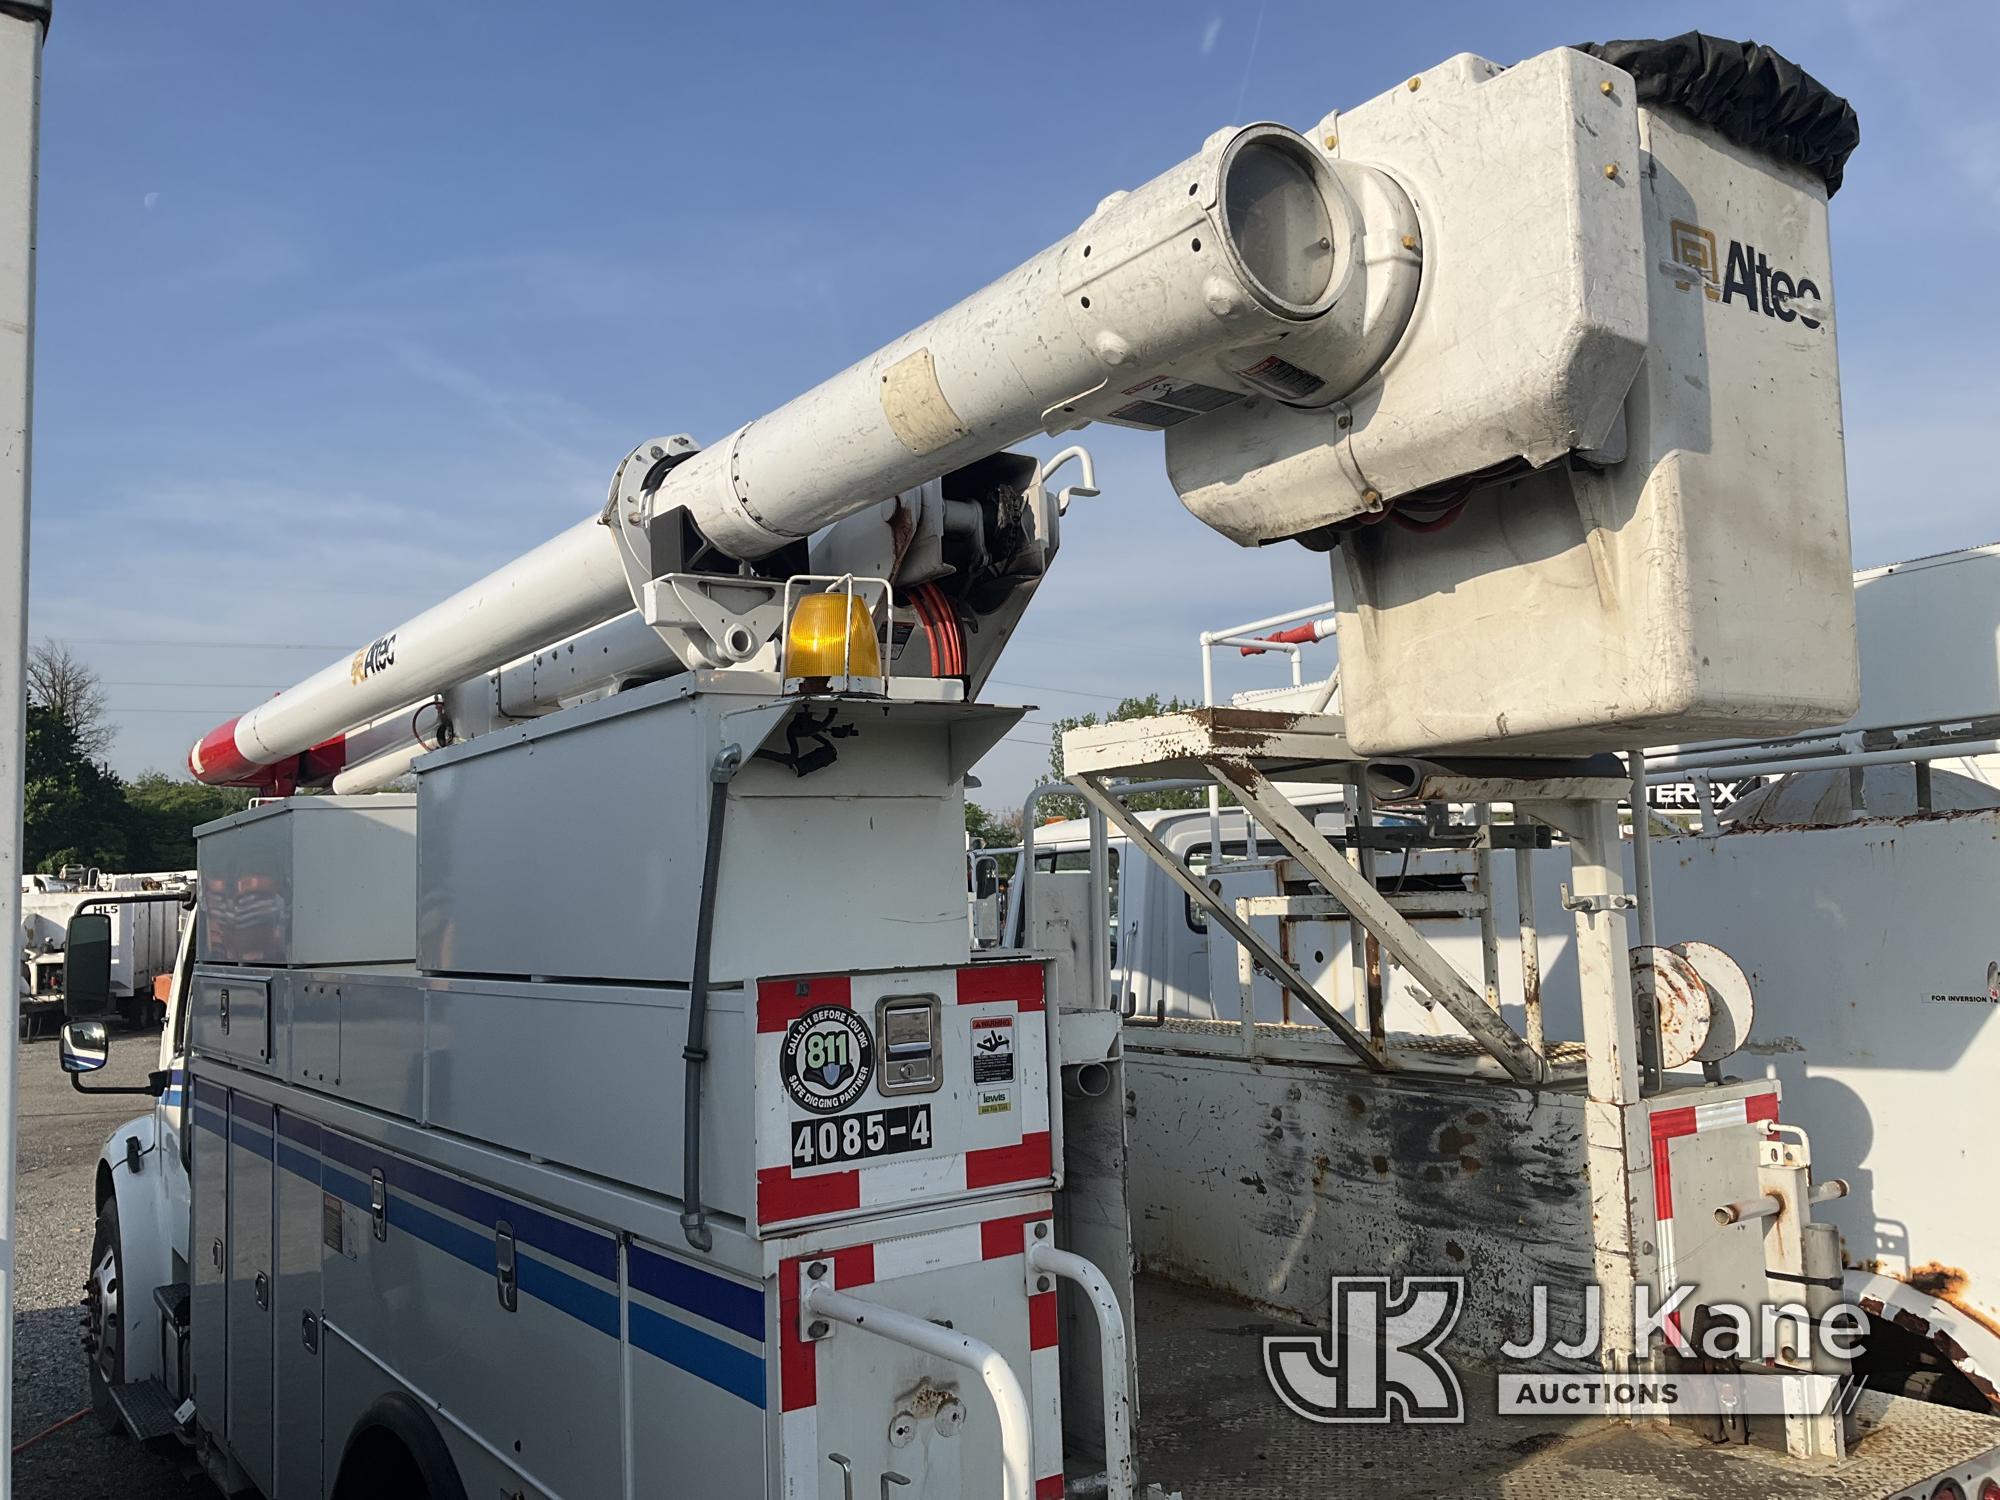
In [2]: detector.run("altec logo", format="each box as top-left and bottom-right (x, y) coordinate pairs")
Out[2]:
(349, 632), (397, 685)
(1669, 219), (1824, 329)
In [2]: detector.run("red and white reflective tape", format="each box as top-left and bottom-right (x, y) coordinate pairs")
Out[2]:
(755, 965), (1051, 1230)
(189, 715), (258, 784)
(188, 714), (350, 792)
(1652, 1090), (1780, 1341)
(778, 1205), (1063, 1499)
(1237, 616), (1335, 656)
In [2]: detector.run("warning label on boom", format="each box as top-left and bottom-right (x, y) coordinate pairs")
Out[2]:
(1103, 375), (1245, 430)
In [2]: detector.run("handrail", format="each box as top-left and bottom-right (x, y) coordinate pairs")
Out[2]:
(1645, 736), (2000, 787)
(1035, 445), (1101, 514)
(1027, 1242), (1134, 1500)
(802, 1284), (1033, 1500)
(1009, 780), (1075, 950)
(1199, 601), (1337, 859)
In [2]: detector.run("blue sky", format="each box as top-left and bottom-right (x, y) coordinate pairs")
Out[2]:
(25, 1), (1999, 810)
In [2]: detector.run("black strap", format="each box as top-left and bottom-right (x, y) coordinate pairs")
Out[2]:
(1766, 1269), (1844, 1291)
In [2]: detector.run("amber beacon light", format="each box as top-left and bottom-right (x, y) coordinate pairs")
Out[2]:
(784, 591), (883, 680)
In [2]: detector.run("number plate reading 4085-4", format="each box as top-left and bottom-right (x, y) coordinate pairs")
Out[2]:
(791, 1104), (933, 1169)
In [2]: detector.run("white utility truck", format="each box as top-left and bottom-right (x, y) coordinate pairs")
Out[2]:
(49, 28), (2000, 1500)
(19, 870), (191, 1032)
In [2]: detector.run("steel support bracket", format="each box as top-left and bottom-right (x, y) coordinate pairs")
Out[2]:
(1207, 760), (1550, 1085)
(799, 1259), (835, 1342)
(1020, 1219), (1055, 1297)
(1068, 770), (1392, 1072)
(1475, 823), (1554, 850)
(1560, 884), (1638, 916)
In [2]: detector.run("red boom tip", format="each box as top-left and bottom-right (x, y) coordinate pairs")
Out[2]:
(189, 718), (350, 793)
(189, 717), (257, 787)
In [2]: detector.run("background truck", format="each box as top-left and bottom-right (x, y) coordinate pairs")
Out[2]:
(18, 870), (193, 1035)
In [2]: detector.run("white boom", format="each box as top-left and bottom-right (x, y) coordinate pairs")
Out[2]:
(329, 608), (672, 794)
(190, 124), (1414, 785)
(193, 46), (1860, 784)
(189, 516), (628, 786)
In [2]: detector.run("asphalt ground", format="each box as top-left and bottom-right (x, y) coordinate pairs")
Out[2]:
(11, 1033), (208, 1499)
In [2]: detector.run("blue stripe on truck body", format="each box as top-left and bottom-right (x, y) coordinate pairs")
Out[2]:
(188, 1076), (767, 1404)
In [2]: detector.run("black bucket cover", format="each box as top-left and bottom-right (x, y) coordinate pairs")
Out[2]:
(1578, 32), (1860, 195)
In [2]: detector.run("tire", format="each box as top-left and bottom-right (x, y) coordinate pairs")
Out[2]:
(332, 1394), (467, 1500)
(85, 1194), (124, 1416)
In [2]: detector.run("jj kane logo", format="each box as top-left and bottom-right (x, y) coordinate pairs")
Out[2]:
(1668, 219), (1824, 329)
(1264, 1276), (1465, 1424)
(1266, 1276), (1874, 1424)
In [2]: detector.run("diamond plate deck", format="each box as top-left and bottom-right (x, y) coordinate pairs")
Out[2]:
(1133, 1279), (2000, 1498)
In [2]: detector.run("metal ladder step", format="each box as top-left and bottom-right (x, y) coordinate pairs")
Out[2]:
(152, 1279), (190, 1329)
(107, 1376), (180, 1443)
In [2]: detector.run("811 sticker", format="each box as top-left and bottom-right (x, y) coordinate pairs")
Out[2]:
(792, 1104), (933, 1169)
(782, 1004), (875, 1115)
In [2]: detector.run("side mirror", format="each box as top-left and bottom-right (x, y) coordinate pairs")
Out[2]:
(60, 1019), (109, 1073)
(974, 862), (1000, 900)
(63, 911), (114, 1020)
(58, 1018), (167, 1097)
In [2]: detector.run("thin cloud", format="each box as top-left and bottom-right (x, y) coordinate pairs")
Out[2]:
(386, 338), (611, 476)
(1233, 2), (1266, 118)
(1841, 0), (2000, 219)
(1201, 16), (1223, 55)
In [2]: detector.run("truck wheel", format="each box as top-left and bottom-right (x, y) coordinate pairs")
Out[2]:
(83, 1195), (124, 1415)
(332, 1394), (468, 1500)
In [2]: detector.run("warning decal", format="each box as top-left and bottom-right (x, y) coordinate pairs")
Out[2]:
(1102, 374), (1245, 430)
(972, 1015), (1015, 1085)
(1235, 355), (1325, 401)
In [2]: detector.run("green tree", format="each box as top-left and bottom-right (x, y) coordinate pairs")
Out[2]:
(965, 800), (1022, 878)
(26, 638), (112, 759)
(964, 800), (1016, 844)
(22, 704), (130, 872)
(1040, 693), (1209, 821)
(20, 699), (254, 873)
(125, 772), (255, 871)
